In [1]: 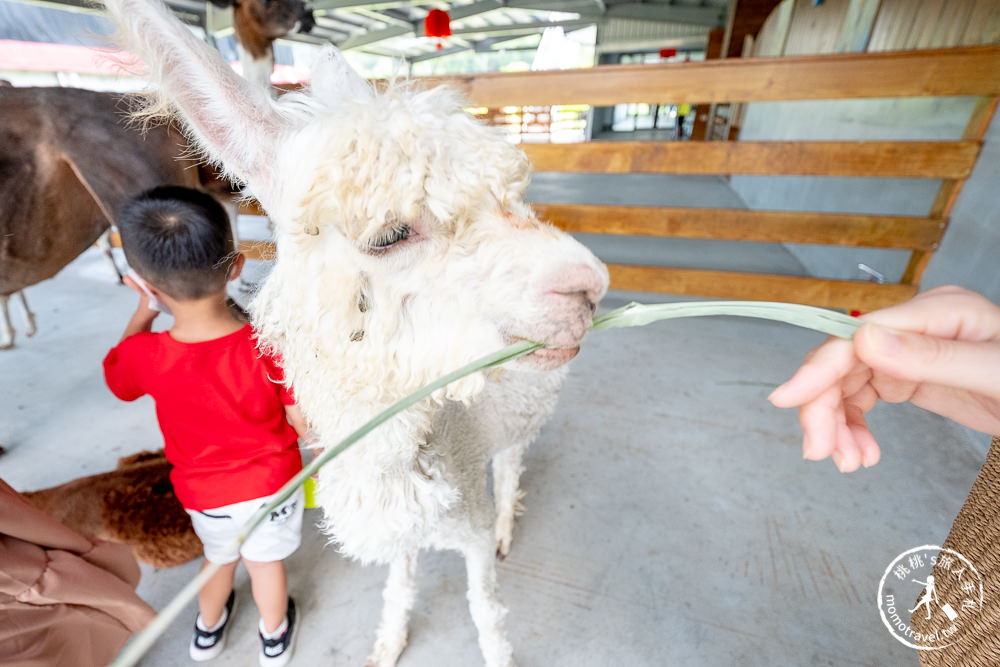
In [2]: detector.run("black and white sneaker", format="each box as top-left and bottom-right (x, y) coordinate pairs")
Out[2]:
(258, 597), (297, 667)
(189, 591), (236, 661)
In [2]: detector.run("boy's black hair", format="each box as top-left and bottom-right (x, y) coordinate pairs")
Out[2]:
(117, 185), (235, 300)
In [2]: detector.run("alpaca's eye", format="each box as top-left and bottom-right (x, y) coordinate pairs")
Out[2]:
(367, 224), (411, 253)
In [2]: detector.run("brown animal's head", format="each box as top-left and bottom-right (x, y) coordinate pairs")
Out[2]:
(208, 0), (312, 58)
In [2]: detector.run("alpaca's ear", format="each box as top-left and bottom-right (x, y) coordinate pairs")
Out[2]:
(310, 45), (375, 107)
(103, 0), (287, 203)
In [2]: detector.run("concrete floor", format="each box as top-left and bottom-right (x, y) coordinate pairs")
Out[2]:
(0, 243), (990, 666)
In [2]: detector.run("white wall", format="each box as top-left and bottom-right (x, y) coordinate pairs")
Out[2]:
(921, 104), (1000, 301)
(729, 96), (991, 294)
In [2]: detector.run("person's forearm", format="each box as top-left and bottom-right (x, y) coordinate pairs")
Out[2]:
(121, 309), (157, 341)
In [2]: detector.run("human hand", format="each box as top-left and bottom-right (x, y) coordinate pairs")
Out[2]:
(768, 286), (1000, 472)
(123, 273), (160, 319)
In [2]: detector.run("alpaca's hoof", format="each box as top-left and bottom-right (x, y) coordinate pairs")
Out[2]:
(495, 515), (514, 560)
(496, 537), (511, 561)
(0, 331), (14, 350)
(25, 318), (37, 338)
(482, 643), (516, 667)
(365, 637), (407, 667)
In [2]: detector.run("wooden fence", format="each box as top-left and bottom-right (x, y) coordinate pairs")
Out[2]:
(239, 46), (1000, 311)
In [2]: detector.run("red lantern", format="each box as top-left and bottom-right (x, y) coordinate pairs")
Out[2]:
(659, 48), (677, 58)
(425, 9), (451, 49)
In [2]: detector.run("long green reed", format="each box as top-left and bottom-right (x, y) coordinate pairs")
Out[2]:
(111, 300), (861, 667)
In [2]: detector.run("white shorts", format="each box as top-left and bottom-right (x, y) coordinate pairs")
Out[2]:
(187, 488), (305, 564)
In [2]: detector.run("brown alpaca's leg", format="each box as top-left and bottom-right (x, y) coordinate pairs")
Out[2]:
(17, 291), (36, 337)
(0, 295), (14, 349)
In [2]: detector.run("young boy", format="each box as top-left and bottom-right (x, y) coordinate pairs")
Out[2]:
(103, 186), (308, 666)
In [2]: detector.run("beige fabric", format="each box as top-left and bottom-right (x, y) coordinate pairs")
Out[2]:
(916, 436), (1000, 666)
(0, 477), (156, 666)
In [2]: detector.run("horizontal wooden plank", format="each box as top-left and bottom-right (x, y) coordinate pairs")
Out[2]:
(523, 141), (979, 178)
(239, 240), (276, 261)
(239, 200), (268, 216)
(607, 264), (918, 311)
(534, 204), (946, 250)
(133, 206), (947, 252)
(414, 46), (1000, 106)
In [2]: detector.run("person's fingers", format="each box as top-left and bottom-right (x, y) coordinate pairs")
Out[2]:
(846, 382), (879, 414)
(862, 286), (1000, 340)
(867, 369), (920, 404)
(832, 420), (863, 472)
(843, 400), (881, 468)
(798, 384), (843, 461)
(841, 366), (873, 401)
(769, 338), (856, 407)
(909, 384), (1000, 436)
(122, 274), (140, 292)
(856, 324), (1000, 399)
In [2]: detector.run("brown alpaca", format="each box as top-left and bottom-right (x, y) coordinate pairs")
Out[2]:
(22, 450), (202, 568)
(0, 86), (204, 349)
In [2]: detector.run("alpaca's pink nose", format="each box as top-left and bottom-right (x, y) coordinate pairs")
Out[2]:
(548, 264), (607, 310)
(534, 263), (608, 349)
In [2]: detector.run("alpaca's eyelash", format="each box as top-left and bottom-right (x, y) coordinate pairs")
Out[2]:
(366, 224), (412, 254)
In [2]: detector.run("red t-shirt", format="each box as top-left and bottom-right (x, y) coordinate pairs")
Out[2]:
(103, 324), (301, 511)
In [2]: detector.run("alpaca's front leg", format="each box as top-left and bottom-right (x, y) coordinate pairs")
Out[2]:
(492, 444), (527, 559)
(465, 534), (516, 667)
(366, 552), (419, 667)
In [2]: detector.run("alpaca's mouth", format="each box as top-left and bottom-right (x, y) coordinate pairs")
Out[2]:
(526, 345), (580, 367)
(506, 335), (580, 369)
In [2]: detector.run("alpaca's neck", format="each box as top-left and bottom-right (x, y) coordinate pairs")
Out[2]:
(315, 393), (440, 474)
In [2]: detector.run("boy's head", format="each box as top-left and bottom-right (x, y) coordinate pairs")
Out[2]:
(117, 186), (235, 300)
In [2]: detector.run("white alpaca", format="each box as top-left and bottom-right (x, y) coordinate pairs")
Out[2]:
(103, 2), (609, 665)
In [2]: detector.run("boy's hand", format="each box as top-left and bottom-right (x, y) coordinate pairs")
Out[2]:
(118, 275), (159, 341)
(123, 274), (160, 318)
(768, 286), (1000, 473)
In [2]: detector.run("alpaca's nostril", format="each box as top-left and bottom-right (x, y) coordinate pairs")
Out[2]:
(589, 301), (597, 314)
(549, 265), (607, 304)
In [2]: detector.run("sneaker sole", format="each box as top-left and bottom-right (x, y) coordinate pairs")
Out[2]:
(259, 601), (297, 667)
(190, 595), (238, 662)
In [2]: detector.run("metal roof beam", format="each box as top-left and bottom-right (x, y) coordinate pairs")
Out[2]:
(336, 0), (504, 51)
(585, 3), (725, 26)
(473, 34), (538, 51)
(451, 19), (594, 38)
(314, 0), (436, 11)
(408, 32), (541, 63)
(408, 43), (475, 63)
(503, 0), (725, 25)
(352, 7), (412, 28)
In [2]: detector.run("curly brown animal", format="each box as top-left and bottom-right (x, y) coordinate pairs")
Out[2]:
(0, 86), (204, 349)
(21, 450), (202, 568)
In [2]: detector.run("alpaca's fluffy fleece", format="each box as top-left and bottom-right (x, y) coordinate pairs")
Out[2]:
(250, 81), (606, 564)
(101, 2), (608, 662)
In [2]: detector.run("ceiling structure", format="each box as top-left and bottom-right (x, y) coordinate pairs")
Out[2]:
(302, 0), (729, 61)
(3, 0), (729, 63)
